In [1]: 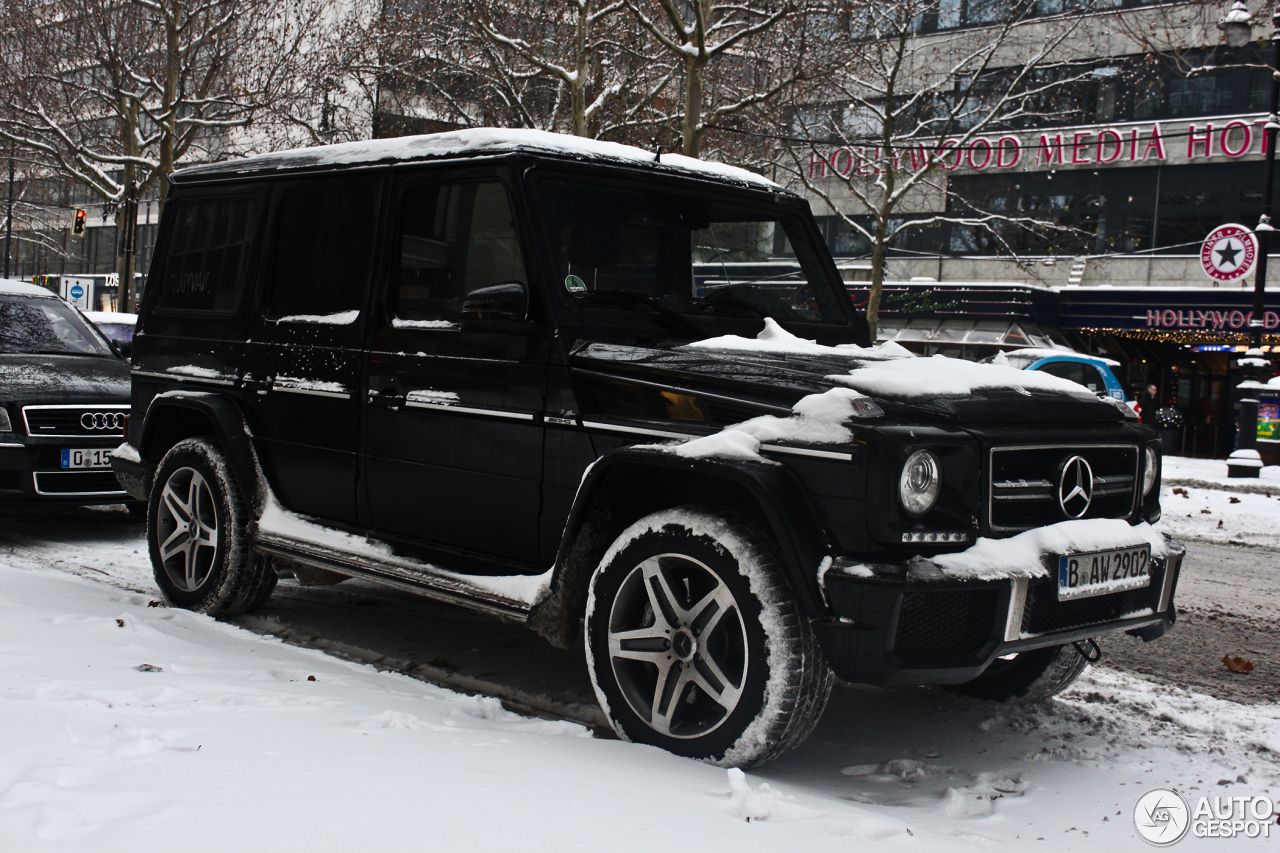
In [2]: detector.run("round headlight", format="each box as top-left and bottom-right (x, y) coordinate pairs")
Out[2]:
(899, 450), (941, 516)
(1142, 445), (1159, 497)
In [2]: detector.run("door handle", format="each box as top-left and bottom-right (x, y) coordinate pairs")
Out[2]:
(368, 388), (406, 408)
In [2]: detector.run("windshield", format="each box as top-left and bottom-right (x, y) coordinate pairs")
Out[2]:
(0, 295), (114, 356)
(537, 179), (849, 330)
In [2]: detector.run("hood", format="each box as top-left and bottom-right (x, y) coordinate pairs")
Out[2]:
(571, 321), (1124, 425)
(0, 354), (130, 405)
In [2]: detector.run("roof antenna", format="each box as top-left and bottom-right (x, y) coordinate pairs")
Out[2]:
(654, 143), (661, 163)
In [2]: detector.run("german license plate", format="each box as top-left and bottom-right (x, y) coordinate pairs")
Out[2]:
(1057, 545), (1151, 601)
(61, 448), (112, 469)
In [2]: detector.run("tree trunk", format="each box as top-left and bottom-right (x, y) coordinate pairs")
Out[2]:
(572, 1), (589, 136)
(866, 218), (888, 342)
(682, 56), (703, 157)
(115, 168), (135, 315)
(158, 1), (181, 212)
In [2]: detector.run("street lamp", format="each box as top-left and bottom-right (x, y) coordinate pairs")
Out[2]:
(1219, 0), (1254, 47)
(1218, 0), (1278, 351)
(1219, 0), (1279, 476)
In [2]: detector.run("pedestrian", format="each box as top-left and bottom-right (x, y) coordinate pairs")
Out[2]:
(1137, 383), (1159, 424)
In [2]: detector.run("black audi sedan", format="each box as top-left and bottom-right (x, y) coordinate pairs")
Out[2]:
(0, 278), (133, 504)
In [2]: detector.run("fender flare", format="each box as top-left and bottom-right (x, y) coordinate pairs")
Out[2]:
(527, 446), (834, 647)
(139, 392), (264, 514)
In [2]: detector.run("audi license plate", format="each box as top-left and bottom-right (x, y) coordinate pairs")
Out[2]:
(61, 448), (112, 469)
(1057, 545), (1151, 601)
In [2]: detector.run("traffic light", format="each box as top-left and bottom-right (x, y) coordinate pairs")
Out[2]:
(72, 209), (86, 236)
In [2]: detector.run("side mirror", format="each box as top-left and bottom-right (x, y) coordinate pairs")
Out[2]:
(462, 282), (528, 323)
(115, 339), (132, 359)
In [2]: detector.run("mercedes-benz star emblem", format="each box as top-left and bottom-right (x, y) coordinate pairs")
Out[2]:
(1058, 455), (1094, 518)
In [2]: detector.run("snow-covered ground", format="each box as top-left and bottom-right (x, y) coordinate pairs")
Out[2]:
(3, 455), (1279, 851)
(1162, 455), (1280, 490)
(1156, 456), (1280, 548)
(3, 559), (1280, 852)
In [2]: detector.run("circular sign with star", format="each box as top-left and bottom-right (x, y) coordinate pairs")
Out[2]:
(1201, 223), (1258, 282)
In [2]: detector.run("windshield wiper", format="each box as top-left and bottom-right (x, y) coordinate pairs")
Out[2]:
(572, 290), (705, 337)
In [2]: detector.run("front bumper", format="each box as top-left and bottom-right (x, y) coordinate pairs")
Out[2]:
(0, 437), (130, 503)
(815, 537), (1184, 685)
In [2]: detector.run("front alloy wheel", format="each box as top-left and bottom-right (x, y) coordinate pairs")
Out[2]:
(586, 508), (833, 767)
(606, 553), (749, 739)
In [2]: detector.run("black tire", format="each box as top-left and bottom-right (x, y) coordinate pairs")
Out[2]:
(124, 500), (148, 521)
(238, 555), (280, 613)
(148, 438), (273, 616)
(585, 508), (832, 768)
(949, 643), (1090, 703)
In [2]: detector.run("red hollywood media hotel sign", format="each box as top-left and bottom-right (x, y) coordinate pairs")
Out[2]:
(808, 115), (1271, 177)
(1145, 309), (1280, 330)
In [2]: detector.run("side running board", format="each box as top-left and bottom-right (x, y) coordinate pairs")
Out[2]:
(253, 531), (533, 622)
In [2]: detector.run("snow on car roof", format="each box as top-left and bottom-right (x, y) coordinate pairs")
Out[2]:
(1003, 347), (1120, 367)
(82, 311), (137, 325)
(173, 128), (777, 189)
(0, 278), (58, 298)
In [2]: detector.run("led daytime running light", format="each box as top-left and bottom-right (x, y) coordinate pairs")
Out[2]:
(901, 531), (969, 543)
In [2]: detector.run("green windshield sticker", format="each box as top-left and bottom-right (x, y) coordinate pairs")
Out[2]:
(564, 274), (586, 294)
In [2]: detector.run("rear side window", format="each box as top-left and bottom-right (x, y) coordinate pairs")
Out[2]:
(156, 198), (254, 312)
(267, 178), (379, 319)
(394, 180), (527, 324)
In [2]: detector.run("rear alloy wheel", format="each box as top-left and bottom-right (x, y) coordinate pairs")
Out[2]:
(149, 438), (274, 615)
(586, 508), (832, 767)
(155, 465), (220, 592)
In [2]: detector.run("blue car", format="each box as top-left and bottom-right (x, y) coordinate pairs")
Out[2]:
(986, 348), (1128, 401)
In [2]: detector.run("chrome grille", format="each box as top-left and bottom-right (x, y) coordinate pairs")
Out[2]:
(989, 444), (1138, 532)
(33, 471), (126, 495)
(21, 405), (129, 438)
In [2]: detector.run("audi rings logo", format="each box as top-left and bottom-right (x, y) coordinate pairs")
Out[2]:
(80, 411), (126, 431)
(1058, 455), (1094, 519)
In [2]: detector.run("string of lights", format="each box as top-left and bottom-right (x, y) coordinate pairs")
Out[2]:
(1080, 327), (1280, 346)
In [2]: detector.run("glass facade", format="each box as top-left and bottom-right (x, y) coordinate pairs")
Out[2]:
(818, 161), (1270, 258)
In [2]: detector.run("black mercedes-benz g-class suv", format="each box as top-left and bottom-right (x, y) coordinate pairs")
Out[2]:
(113, 129), (1182, 767)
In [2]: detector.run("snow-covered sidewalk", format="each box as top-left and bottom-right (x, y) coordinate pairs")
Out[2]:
(1156, 456), (1280, 548)
(1162, 455), (1280, 492)
(4, 560), (1280, 851)
(0, 563), (923, 853)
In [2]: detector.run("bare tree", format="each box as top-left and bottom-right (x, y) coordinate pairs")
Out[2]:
(2, 155), (76, 275)
(774, 0), (1100, 336)
(624, 0), (801, 156)
(475, 0), (628, 138)
(0, 0), (298, 310)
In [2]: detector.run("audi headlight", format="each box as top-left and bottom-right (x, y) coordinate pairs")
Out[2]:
(1142, 444), (1159, 497)
(899, 450), (941, 516)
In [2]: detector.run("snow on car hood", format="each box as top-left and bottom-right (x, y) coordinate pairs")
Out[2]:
(573, 320), (1124, 425)
(0, 354), (130, 404)
(687, 319), (1098, 401)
